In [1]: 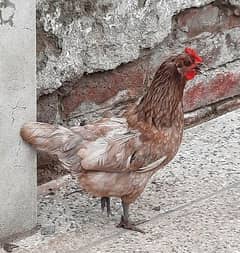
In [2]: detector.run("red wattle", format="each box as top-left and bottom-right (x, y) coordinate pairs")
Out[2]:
(184, 70), (196, 80)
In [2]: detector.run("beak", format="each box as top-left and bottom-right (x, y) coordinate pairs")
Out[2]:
(195, 63), (207, 76)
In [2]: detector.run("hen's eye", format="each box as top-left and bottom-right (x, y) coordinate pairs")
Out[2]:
(184, 59), (192, 66)
(177, 62), (183, 68)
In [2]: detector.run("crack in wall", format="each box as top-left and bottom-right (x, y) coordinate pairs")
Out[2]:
(204, 57), (240, 72)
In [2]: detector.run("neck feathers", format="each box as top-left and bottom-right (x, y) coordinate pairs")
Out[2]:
(130, 60), (186, 129)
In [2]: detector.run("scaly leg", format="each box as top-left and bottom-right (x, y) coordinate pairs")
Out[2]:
(116, 200), (145, 233)
(101, 197), (112, 216)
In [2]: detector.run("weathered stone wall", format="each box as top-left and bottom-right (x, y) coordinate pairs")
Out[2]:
(36, 0), (240, 183)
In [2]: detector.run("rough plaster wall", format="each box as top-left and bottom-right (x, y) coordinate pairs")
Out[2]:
(37, 0), (215, 95)
(36, 0), (240, 183)
(0, 0), (36, 238)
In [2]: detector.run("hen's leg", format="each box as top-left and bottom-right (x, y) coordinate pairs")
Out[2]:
(117, 200), (145, 233)
(101, 197), (112, 216)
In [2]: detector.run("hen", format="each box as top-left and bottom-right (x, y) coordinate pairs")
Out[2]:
(20, 48), (203, 233)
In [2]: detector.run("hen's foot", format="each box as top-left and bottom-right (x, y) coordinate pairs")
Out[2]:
(101, 197), (112, 216)
(3, 243), (19, 252)
(116, 216), (145, 234)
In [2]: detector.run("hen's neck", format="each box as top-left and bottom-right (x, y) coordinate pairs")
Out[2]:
(132, 64), (186, 129)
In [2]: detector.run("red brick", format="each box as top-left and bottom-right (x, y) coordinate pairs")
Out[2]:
(62, 58), (149, 117)
(175, 4), (240, 38)
(184, 72), (240, 112)
(184, 96), (240, 128)
(62, 68), (240, 118)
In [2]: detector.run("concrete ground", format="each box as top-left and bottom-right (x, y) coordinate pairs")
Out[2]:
(7, 109), (240, 253)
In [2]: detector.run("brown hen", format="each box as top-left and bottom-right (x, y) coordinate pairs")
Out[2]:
(20, 48), (203, 232)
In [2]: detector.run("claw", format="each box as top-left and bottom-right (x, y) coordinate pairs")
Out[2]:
(3, 243), (19, 252)
(117, 216), (145, 234)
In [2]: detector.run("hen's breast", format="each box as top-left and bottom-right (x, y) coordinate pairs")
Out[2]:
(157, 113), (184, 163)
(133, 108), (184, 170)
(78, 170), (151, 203)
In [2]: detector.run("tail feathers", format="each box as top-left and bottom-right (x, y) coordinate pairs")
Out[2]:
(20, 122), (82, 173)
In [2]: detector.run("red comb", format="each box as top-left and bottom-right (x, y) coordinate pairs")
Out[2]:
(185, 47), (203, 63)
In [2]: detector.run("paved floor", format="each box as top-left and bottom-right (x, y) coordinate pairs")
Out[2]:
(10, 109), (240, 253)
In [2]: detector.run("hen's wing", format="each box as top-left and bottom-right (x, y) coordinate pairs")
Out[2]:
(21, 117), (167, 174)
(20, 117), (144, 173)
(79, 118), (167, 173)
(80, 131), (139, 172)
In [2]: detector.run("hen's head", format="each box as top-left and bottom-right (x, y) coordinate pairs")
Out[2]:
(174, 48), (203, 81)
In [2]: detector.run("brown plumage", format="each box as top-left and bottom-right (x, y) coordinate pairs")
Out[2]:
(20, 48), (203, 233)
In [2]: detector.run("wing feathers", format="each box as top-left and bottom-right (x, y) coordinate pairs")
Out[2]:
(136, 156), (167, 173)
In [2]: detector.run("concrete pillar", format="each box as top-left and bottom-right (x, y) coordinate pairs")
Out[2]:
(0, 0), (36, 238)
